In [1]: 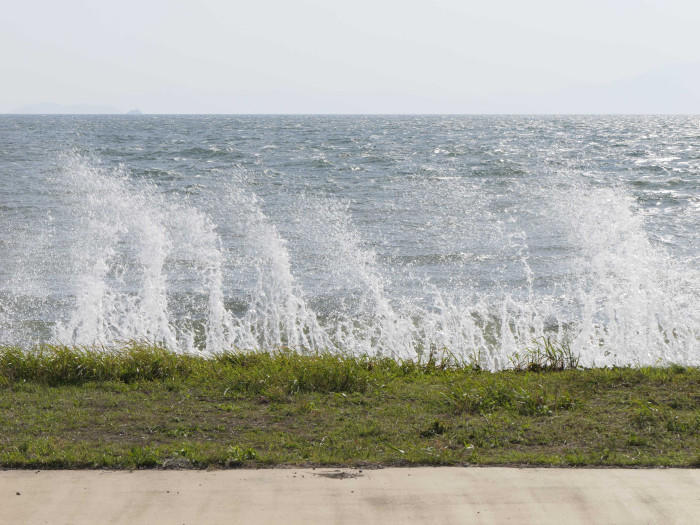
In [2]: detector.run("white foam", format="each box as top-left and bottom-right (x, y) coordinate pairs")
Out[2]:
(564, 186), (698, 366)
(1, 154), (697, 368)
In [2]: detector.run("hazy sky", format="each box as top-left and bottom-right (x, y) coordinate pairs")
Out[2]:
(2, 0), (699, 113)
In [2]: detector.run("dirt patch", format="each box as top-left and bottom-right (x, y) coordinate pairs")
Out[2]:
(315, 470), (363, 480)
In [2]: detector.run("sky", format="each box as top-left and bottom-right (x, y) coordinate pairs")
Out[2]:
(2, 0), (699, 114)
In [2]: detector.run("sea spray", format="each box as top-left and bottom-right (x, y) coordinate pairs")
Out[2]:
(3, 156), (331, 354)
(0, 203), (60, 346)
(46, 155), (241, 353)
(289, 196), (414, 358)
(53, 154), (178, 348)
(165, 202), (235, 354)
(222, 177), (331, 352)
(0, 122), (698, 369)
(287, 194), (560, 367)
(564, 185), (699, 366)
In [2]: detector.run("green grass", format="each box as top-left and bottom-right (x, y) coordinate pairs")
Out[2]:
(0, 343), (698, 469)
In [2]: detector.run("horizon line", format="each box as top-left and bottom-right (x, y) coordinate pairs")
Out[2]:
(3, 112), (700, 117)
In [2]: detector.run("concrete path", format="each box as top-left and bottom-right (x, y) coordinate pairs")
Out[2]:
(1, 467), (699, 524)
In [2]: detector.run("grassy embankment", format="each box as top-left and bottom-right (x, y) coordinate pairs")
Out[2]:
(0, 342), (698, 469)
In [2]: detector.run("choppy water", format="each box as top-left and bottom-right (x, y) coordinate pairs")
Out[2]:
(0, 115), (698, 368)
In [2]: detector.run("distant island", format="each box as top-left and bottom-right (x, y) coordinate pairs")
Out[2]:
(126, 109), (143, 115)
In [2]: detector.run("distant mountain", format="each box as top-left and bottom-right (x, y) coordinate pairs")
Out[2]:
(12, 103), (121, 114)
(126, 109), (143, 115)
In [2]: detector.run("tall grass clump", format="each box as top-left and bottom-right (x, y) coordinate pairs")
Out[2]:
(0, 343), (201, 385)
(0, 344), (393, 393)
(0, 343), (483, 393)
(442, 378), (575, 416)
(213, 350), (375, 395)
(509, 337), (580, 371)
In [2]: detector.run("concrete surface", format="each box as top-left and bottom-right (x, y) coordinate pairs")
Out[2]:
(1, 467), (699, 524)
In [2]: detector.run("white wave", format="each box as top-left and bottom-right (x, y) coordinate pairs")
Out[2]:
(1, 154), (697, 369)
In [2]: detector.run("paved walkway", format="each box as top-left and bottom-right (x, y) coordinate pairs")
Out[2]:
(2, 467), (699, 524)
